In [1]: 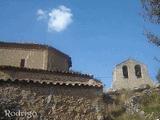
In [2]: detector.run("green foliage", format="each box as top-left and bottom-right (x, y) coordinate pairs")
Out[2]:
(143, 104), (160, 113)
(141, 0), (160, 80)
(105, 88), (160, 120)
(141, 0), (160, 24)
(141, 91), (160, 116)
(145, 31), (160, 47)
(113, 113), (142, 120)
(141, 90), (160, 105)
(141, 0), (160, 46)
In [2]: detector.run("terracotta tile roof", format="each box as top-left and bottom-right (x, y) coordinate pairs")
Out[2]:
(0, 66), (93, 78)
(0, 66), (103, 88)
(0, 78), (102, 88)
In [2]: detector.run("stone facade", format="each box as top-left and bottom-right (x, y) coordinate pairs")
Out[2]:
(0, 80), (104, 120)
(0, 41), (71, 71)
(0, 66), (104, 120)
(0, 41), (106, 119)
(112, 59), (153, 90)
(47, 48), (71, 71)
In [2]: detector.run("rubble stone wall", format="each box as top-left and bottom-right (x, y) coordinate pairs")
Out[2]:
(0, 80), (104, 120)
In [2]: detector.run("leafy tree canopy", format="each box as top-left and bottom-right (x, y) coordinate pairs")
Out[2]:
(141, 0), (160, 46)
(141, 0), (160, 83)
(141, 0), (160, 24)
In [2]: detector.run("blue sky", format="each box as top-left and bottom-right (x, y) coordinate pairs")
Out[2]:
(0, 0), (159, 88)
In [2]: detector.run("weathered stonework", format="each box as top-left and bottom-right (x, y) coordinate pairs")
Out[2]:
(0, 41), (71, 71)
(0, 66), (104, 120)
(0, 41), (105, 119)
(0, 80), (104, 120)
(112, 59), (153, 90)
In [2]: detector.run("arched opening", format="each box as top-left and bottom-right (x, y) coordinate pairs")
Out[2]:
(135, 65), (142, 78)
(122, 65), (128, 78)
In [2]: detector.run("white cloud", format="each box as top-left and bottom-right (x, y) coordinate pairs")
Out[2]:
(48, 5), (73, 32)
(37, 9), (47, 20)
(36, 5), (73, 32)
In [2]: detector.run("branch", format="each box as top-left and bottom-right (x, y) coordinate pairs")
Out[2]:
(145, 31), (160, 47)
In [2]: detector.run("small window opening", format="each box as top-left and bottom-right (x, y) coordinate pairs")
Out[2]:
(122, 65), (128, 78)
(20, 59), (25, 68)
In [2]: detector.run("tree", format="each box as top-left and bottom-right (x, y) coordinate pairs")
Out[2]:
(141, 0), (160, 24)
(141, 0), (160, 83)
(141, 0), (160, 46)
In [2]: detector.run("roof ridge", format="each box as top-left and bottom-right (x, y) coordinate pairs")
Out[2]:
(0, 65), (94, 78)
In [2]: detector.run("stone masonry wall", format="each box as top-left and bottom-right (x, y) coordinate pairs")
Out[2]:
(0, 80), (104, 120)
(48, 49), (70, 71)
(112, 59), (153, 90)
(0, 47), (70, 71)
(0, 48), (48, 70)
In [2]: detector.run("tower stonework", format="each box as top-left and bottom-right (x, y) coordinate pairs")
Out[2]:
(112, 59), (153, 90)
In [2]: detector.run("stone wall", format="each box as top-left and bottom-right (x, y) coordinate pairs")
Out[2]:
(0, 48), (48, 70)
(0, 80), (104, 120)
(47, 49), (70, 71)
(0, 45), (71, 71)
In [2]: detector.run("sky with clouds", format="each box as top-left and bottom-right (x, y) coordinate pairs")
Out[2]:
(37, 5), (73, 32)
(0, 0), (159, 88)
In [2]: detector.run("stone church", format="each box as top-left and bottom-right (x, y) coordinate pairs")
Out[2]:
(0, 41), (155, 119)
(0, 41), (104, 120)
(112, 59), (153, 90)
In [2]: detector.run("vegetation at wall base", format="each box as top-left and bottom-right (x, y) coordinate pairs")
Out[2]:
(104, 86), (160, 120)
